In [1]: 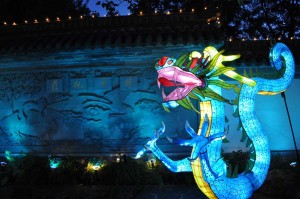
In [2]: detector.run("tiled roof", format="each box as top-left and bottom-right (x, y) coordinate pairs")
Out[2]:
(0, 13), (299, 77)
(0, 13), (223, 54)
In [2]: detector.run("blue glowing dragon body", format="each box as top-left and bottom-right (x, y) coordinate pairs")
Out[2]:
(135, 43), (295, 198)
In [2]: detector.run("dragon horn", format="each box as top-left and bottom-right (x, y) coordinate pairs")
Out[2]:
(185, 120), (197, 137)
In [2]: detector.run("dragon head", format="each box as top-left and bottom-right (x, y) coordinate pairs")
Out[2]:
(157, 60), (206, 101)
(155, 47), (256, 111)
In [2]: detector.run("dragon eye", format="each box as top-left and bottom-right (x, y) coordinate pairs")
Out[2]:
(158, 56), (168, 66)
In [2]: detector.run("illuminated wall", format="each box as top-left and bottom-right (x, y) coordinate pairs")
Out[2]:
(0, 45), (299, 156)
(0, 46), (201, 156)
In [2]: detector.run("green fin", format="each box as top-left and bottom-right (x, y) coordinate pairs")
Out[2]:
(210, 67), (236, 77)
(240, 129), (247, 142)
(208, 79), (237, 90)
(175, 53), (189, 68)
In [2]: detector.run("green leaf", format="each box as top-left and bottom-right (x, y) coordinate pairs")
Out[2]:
(177, 99), (192, 110)
(174, 53), (189, 68)
(176, 97), (195, 110)
(185, 58), (194, 71)
(162, 104), (170, 112)
(188, 92), (200, 100)
(210, 67), (236, 77)
(190, 62), (202, 74)
(185, 96), (200, 113)
(208, 79), (237, 90)
(226, 164), (232, 178)
(222, 137), (230, 143)
(232, 165), (238, 178)
(177, 97), (200, 114)
(192, 88), (205, 98)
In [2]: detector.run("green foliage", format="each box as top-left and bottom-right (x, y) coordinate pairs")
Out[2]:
(162, 104), (170, 112)
(0, 155), (51, 186)
(5, 150), (14, 162)
(49, 156), (86, 185)
(223, 150), (250, 178)
(224, 1), (300, 40)
(176, 96), (200, 114)
(222, 137), (230, 143)
(240, 129), (247, 142)
(174, 53), (189, 69)
(202, 87), (230, 103)
(100, 0), (119, 16)
(208, 79), (237, 90)
(96, 157), (163, 185)
(209, 67), (236, 78)
(0, 154), (197, 187)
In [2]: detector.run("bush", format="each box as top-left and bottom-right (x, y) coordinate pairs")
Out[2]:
(49, 156), (86, 185)
(2, 155), (51, 185)
(96, 157), (163, 185)
(222, 150), (250, 177)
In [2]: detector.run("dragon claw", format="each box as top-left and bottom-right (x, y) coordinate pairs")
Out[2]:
(166, 136), (173, 143)
(158, 121), (165, 134)
(134, 122), (166, 158)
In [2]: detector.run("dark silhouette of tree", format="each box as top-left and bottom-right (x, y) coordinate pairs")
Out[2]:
(0, 0), (91, 22)
(100, 0), (120, 16)
(98, 0), (299, 40)
(224, 0), (300, 40)
(99, 0), (216, 16)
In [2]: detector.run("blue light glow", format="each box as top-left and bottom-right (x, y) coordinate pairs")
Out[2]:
(49, 157), (61, 169)
(135, 43), (295, 199)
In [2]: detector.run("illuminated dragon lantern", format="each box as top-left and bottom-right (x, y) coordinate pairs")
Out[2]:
(135, 43), (295, 199)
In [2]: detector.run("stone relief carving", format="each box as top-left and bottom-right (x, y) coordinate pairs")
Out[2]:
(0, 68), (196, 154)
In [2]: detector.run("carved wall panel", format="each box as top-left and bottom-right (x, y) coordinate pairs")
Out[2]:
(0, 68), (197, 155)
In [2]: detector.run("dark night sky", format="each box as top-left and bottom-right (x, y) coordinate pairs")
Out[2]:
(87, 0), (129, 16)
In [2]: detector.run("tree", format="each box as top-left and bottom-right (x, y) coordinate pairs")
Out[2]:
(100, 0), (120, 16)
(224, 0), (300, 40)
(0, 0), (91, 22)
(98, 0), (299, 40)
(99, 0), (216, 16)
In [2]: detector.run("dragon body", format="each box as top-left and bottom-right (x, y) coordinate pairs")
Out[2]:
(135, 43), (295, 199)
